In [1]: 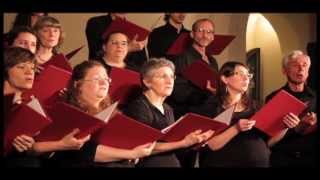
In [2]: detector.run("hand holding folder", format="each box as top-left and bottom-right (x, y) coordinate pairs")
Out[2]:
(102, 18), (150, 41)
(35, 101), (119, 142)
(161, 105), (235, 142)
(108, 67), (142, 104)
(4, 97), (52, 155)
(166, 32), (235, 56)
(181, 60), (219, 90)
(253, 90), (307, 137)
(23, 65), (72, 107)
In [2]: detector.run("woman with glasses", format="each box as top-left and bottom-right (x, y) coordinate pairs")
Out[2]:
(96, 31), (140, 72)
(124, 58), (214, 167)
(193, 61), (297, 167)
(50, 60), (155, 167)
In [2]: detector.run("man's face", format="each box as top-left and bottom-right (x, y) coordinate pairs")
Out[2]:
(284, 55), (310, 85)
(191, 20), (215, 48)
(170, 13), (186, 24)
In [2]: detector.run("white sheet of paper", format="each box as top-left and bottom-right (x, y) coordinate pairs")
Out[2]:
(95, 101), (119, 123)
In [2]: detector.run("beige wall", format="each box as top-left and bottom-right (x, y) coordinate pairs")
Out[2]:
(4, 13), (316, 101)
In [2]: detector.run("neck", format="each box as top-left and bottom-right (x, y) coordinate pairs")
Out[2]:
(4, 81), (22, 96)
(226, 88), (242, 106)
(288, 82), (304, 92)
(36, 46), (54, 64)
(192, 43), (208, 62)
(79, 96), (101, 114)
(104, 56), (126, 68)
(144, 90), (165, 110)
(169, 19), (183, 33)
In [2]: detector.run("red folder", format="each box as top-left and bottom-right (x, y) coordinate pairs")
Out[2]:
(4, 98), (52, 155)
(161, 106), (234, 142)
(253, 90), (307, 137)
(35, 101), (117, 142)
(166, 32), (235, 55)
(42, 53), (73, 72)
(181, 60), (219, 90)
(93, 113), (163, 149)
(65, 46), (84, 60)
(23, 65), (71, 107)
(108, 67), (142, 104)
(102, 18), (150, 41)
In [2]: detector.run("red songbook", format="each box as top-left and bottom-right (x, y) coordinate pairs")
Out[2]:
(42, 54), (73, 72)
(4, 97), (52, 155)
(93, 113), (162, 149)
(253, 90), (307, 137)
(23, 65), (71, 107)
(108, 67), (142, 104)
(161, 106), (234, 142)
(102, 18), (150, 41)
(166, 32), (235, 55)
(35, 101), (118, 142)
(65, 46), (85, 60)
(181, 60), (219, 90)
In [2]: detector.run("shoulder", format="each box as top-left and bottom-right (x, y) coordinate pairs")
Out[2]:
(265, 88), (281, 103)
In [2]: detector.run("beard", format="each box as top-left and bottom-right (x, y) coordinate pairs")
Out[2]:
(287, 75), (305, 85)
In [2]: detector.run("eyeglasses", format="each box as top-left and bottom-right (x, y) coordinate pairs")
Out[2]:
(82, 77), (112, 84)
(233, 71), (253, 79)
(110, 40), (128, 46)
(152, 74), (176, 80)
(194, 28), (215, 34)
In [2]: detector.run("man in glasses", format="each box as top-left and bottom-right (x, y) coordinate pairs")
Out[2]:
(166, 18), (218, 168)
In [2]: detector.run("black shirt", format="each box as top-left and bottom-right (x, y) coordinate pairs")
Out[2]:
(265, 84), (317, 167)
(195, 97), (270, 167)
(86, 14), (112, 60)
(123, 94), (181, 167)
(167, 46), (218, 119)
(148, 22), (190, 61)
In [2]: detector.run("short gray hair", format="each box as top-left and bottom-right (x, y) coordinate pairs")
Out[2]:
(140, 57), (175, 79)
(282, 50), (310, 68)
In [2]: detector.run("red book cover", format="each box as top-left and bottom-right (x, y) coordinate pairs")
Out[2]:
(65, 46), (85, 60)
(253, 90), (307, 137)
(35, 102), (117, 142)
(181, 60), (219, 90)
(42, 54), (72, 72)
(93, 113), (163, 149)
(166, 32), (235, 56)
(161, 105), (234, 142)
(108, 67), (142, 104)
(23, 65), (71, 107)
(102, 18), (150, 41)
(4, 98), (52, 155)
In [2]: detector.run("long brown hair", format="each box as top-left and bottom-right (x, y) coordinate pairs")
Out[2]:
(217, 61), (251, 109)
(66, 60), (111, 115)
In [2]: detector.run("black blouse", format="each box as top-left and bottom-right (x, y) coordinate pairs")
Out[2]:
(195, 97), (271, 167)
(123, 94), (181, 167)
(147, 22), (190, 60)
(167, 46), (218, 119)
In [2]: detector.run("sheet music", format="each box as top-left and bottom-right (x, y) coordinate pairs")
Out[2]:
(27, 97), (47, 117)
(213, 105), (235, 125)
(95, 101), (119, 123)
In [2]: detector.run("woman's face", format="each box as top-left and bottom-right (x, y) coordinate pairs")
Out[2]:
(143, 66), (175, 98)
(7, 61), (35, 91)
(223, 65), (252, 94)
(78, 66), (110, 103)
(38, 26), (60, 49)
(104, 33), (128, 60)
(12, 32), (37, 54)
